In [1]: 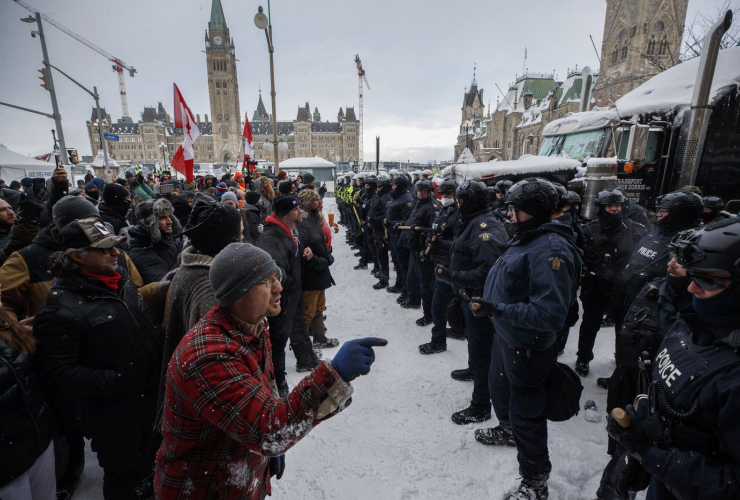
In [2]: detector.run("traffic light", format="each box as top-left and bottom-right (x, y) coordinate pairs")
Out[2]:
(68, 149), (79, 164)
(38, 67), (50, 91)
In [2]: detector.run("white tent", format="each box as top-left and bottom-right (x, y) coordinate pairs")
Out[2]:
(0, 144), (55, 182)
(92, 150), (119, 167)
(278, 157), (336, 182)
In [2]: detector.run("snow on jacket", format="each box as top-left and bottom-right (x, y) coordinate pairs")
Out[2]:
(296, 207), (334, 291)
(155, 305), (352, 500)
(0, 334), (54, 486)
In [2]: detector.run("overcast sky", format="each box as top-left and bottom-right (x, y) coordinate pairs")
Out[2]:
(0, 0), (730, 163)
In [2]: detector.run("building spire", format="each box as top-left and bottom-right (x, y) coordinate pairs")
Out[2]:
(472, 63), (477, 86)
(209, 0), (227, 31)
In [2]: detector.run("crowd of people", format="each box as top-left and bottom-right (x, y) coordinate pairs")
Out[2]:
(336, 169), (739, 500)
(0, 165), (386, 500)
(1, 162), (738, 500)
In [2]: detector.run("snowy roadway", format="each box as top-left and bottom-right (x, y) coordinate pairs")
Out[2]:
(76, 197), (619, 499)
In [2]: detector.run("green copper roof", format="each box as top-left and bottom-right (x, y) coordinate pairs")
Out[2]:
(521, 78), (557, 101)
(210, 0), (226, 31)
(559, 79), (583, 106)
(252, 110), (262, 121)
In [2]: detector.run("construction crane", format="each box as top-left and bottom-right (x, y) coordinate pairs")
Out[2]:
(354, 54), (370, 167)
(14, 0), (137, 120)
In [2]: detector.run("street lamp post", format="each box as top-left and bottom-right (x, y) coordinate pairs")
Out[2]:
(22, 13), (70, 165)
(254, 4), (280, 171)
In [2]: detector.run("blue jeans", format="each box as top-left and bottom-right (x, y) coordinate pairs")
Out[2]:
(461, 298), (494, 411)
(431, 279), (455, 344)
(490, 334), (555, 480)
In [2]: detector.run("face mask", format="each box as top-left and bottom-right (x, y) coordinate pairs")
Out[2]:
(692, 286), (737, 318)
(440, 197), (455, 207)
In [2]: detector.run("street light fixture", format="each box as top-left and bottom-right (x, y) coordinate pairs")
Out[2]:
(254, 3), (281, 172)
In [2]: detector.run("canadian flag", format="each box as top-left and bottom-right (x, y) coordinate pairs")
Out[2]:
(171, 83), (200, 182)
(243, 114), (254, 171)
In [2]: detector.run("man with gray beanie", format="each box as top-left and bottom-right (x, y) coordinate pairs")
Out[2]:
(156, 242), (387, 500)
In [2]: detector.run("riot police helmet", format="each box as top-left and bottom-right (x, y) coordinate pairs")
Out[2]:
(494, 179), (513, 194)
(505, 177), (560, 215)
(671, 217), (740, 280)
(416, 179), (434, 193)
(656, 191), (703, 229)
(437, 178), (458, 196)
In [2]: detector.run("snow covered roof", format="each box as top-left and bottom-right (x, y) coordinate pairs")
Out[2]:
(92, 150), (119, 167)
(456, 147), (476, 164)
(443, 155), (580, 182)
(543, 46), (740, 136)
(279, 157), (336, 168)
(0, 144), (56, 182)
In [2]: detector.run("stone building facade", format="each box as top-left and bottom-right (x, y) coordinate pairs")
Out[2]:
(592, 0), (688, 106)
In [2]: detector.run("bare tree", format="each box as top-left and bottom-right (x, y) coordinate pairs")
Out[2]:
(680, 1), (740, 62)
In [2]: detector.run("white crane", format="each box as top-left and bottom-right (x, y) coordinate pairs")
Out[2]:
(354, 54), (370, 166)
(14, 0), (137, 120)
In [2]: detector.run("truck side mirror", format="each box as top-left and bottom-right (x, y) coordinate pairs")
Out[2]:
(624, 124), (650, 167)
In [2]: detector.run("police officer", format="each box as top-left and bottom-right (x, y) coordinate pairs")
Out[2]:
(361, 174), (380, 275)
(434, 180), (507, 424)
(368, 177), (393, 290)
(398, 180), (439, 322)
(606, 217), (740, 500)
(606, 186), (651, 228)
(576, 190), (646, 376)
(700, 196), (725, 225)
(419, 178), (460, 354)
(471, 177), (582, 500)
(385, 176), (415, 302)
(491, 179), (512, 212)
(622, 191), (703, 304)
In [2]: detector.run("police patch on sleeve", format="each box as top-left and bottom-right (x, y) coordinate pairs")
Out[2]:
(406, 202), (413, 207)
(548, 256), (563, 271)
(479, 232), (491, 241)
(479, 222), (487, 229)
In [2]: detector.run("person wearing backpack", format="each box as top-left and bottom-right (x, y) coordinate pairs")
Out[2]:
(470, 178), (582, 500)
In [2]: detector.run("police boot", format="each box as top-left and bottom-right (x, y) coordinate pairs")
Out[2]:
(373, 277), (389, 290)
(354, 262), (368, 270)
(505, 477), (549, 500)
(310, 316), (339, 349)
(450, 367), (474, 381)
(446, 328), (466, 341)
(371, 268), (379, 278)
(575, 359), (590, 377)
(354, 251), (362, 257)
(451, 404), (491, 425)
(415, 315), (433, 326)
(386, 284), (404, 294)
(474, 422), (516, 446)
(418, 342), (446, 355)
(400, 300), (420, 309)
(396, 293), (408, 304)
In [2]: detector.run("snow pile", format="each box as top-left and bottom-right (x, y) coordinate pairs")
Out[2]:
(544, 46), (740, 136)
(447, 155), (581, 182)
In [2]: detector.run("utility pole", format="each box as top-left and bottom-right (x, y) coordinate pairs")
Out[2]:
(94, 86), (109, 168)
(32, 12), (69, 165)
(375, 135), (379, 175)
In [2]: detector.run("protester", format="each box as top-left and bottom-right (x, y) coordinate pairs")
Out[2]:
(127, 198), (181, 285)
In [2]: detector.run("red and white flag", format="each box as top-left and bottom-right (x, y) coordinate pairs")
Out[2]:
(243, 114), (254, 171)
(171, 83), (200, 182)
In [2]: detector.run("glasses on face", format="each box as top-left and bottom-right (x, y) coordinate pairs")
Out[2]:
(257, 271), (283, 288)
(686, 270), (729, 291)
(89, 246), (117, 255)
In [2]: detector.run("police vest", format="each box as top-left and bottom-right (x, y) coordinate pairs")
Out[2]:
(616, 280), (663, 371)
(626, 228), (672, 285)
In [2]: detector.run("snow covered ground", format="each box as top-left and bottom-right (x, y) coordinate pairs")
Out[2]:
(76, 197), (620, 499)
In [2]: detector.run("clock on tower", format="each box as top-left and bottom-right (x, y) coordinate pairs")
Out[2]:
(213, 35), (222, 46)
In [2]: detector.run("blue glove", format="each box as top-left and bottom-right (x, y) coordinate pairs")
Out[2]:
(269, 454), (285, 480)
(331, 337), (388, 382)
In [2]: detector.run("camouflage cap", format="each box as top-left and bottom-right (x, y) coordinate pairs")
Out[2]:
(59, 217), (124, 250)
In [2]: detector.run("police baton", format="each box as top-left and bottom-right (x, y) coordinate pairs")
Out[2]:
(424, 235), (436, 256)
(352, 205), (365, 233)
(611, 408), (631, 428)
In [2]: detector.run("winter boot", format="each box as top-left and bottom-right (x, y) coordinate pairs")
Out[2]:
(294, 340), (321, 372)
(446, 328), (466, 341)
(354, 251), (362, 257)
(418, 342), (446, 355)
(386, 285), (404, 294)
(415, 315), (433, 326)
(451, 405), (491, 425)
(396, 293), (408, 304)
(276, 379), (289, 399)
(505, 477), (549, 500)
(310, 316), (339, 349)
(371, 268), (379, 277)
(400, 301), (420, 309)
(354, 262), (368, 270)
(134, 472), (154, 500)
(475, 422), (516, 446)
(373, 278), (389, 290)
(575, 359), (590, 377)
(451, 367), (474, 381)
(597, 377), (609, 390)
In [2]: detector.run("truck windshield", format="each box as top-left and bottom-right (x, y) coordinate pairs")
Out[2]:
(539, 129), (606, 161)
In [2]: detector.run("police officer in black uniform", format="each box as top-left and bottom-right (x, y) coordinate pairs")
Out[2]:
(491, 179), (512, 212)
(368, 177), (393, 290)
(606, 186), (651, 228)
(622, 191), (703, 304)
(360, 174), (379, 276)
(471, 177), (582, 500)
(434, 180), (507, 424)
(419, 178), (460, 354)
(606, 217), (740, 500)
(700, 196), (725, 225)
(576, 190), (646, 376)
(399, 180), (439, 323)
(385, 176), (415, 302)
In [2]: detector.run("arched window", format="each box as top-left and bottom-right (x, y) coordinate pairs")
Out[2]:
(656, 21), (665, 31)
(612, 45), (619, 64)
(619, 28), (627, 40)
(216, 81), (220, 88)
(621, 41), (628, 60)
(647, 35), (656, 55)
(658, 35), (668, 56)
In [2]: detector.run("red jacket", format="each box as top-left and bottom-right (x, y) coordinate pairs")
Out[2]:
(155, 305), (352, 499)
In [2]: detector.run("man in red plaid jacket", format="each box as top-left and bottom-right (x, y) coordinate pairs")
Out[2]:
(155, 243), (387, 499)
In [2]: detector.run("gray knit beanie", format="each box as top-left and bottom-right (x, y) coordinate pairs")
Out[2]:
(52, 195), (99, 229)
(209, 243), (281, 307)
(220, 191), (238, 204)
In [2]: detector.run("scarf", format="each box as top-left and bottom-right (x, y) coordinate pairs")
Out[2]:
(82, 271), (122, 290)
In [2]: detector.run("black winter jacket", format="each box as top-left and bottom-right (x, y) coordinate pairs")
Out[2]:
(386, 189), (415, 238)
(296, 208), (334, 291)
(33, 271), (163, 409)
(399, 196), (439, 252)
(241, 204), (262, 244)
(127, 225), (180, 285)
(98, 202), (130, 236)
(429, 204), (460, 266)
(0, 335), (53, 486)
(257, 221), (302, 298)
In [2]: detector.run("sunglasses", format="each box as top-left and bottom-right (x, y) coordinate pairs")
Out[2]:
(686, 270), (729, 291)
(89, 246), (118, 255)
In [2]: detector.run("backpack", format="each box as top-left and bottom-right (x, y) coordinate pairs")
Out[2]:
(544, 362), (583, 422)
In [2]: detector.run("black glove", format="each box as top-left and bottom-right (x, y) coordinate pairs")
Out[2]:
(392, 223), (400, 231)
(269, 455), (285, 480)
(610, 451), (651, 499)
(434, 264), (454, 285)
(607, 405), (652, 460)
(17, 183), (46, 221)
(469, 297), (498, 317)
